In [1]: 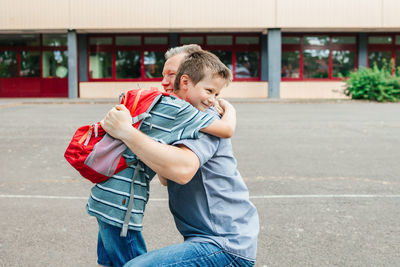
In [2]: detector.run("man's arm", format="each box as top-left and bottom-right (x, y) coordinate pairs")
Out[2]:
(200, 99), (236, 138)
(101, 105), (199, 185)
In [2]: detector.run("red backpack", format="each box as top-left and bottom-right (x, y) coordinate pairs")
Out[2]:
(64, 88), (172, 183)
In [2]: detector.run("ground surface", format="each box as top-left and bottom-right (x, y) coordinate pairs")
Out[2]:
(0, 100), (399, 267)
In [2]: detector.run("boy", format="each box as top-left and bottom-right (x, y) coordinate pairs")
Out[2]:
(88, 50), (234, 267)
(106, 50), (259, 266)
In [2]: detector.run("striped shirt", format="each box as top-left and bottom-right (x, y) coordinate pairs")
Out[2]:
(86, 95), (216, 231)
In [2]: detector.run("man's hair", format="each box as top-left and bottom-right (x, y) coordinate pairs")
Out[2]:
(165, 44), (202, 60)
(174, 50), (232, 90)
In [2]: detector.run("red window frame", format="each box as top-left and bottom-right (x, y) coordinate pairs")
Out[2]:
(179, 33), (261, 81)
(87, 34), (169, 82)
(282, 33), (358, 81)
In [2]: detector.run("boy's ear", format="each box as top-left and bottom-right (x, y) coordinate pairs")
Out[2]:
(179, 74), (190, 92)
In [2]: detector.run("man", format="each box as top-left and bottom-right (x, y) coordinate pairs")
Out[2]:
(102, 46), (259, 266)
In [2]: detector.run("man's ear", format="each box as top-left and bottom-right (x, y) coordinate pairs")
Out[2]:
(179, 74), (191, 92)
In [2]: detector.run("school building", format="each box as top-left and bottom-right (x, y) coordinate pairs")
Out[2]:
(1, 0), (399, 99)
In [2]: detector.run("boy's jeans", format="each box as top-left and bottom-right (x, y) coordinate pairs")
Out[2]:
(97, 219), (147, 267)
(123, 241), (255, 267)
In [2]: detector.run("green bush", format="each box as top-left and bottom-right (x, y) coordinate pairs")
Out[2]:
(343, 61), (400, 102)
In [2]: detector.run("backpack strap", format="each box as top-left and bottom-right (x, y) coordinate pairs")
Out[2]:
(120, 161), (143, 237)
(129, 89), (144, 116)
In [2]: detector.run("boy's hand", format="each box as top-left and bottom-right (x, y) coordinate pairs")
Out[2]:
(101, 104), (134, 141)
(217, 99), (234, 115)
(214, 100), (224, 115)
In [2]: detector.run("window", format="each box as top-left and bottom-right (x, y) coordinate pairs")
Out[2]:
(0, 51), (18, 78)
(42, 51), (68, 78)
(282, 34), (357, 80)
(20, 51), (40, 77)
(88, 34), (168, 81)
(367, 34), (400, 70)
(180, 34), (261, 81)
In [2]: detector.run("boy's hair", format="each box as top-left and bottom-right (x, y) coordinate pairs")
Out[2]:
(174, 50), (232, 90)
(165, 44), (202, 60)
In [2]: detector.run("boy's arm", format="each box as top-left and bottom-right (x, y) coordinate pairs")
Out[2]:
(101, 105), (199, 185)
(200, 99), (236, 139)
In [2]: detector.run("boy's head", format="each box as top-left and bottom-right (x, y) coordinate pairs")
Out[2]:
(162, 44), (202, 93)
(173, 50), (232, 111)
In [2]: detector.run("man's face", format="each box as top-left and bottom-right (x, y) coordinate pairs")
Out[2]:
(161, 53), (186, 93)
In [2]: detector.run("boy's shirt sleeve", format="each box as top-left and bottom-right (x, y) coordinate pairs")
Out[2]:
(171, 102), (216, 140)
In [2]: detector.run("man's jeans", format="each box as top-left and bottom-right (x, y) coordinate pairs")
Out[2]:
(123, 241), (255, 267)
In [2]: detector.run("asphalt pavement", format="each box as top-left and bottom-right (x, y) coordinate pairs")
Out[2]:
(0, 99), (399, 267)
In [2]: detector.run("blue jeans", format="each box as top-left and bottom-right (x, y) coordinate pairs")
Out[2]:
(123, 241), (255, 267)
(97, 219), (147, 267)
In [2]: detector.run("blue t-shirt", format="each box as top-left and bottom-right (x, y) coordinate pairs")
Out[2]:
(170, 111), (259, 261)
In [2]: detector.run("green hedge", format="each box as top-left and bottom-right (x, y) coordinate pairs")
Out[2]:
(343, 61), (400, 102)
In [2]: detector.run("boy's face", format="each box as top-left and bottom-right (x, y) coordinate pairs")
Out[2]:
(161, 53), (186, 93)
(181, 73), (225, 112)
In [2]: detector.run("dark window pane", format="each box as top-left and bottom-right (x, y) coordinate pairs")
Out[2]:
(43, 34), (67, 47)
(210, 50), (232, 72)
(396, 36), (400, 45)
(144, 51), (165, 78)
(207, 36), (233, 45)
(0, 51), (18, 78)
(144, 37), (168, 45)
(303, 49), (329, 78)
(89, 37), (112, 45)
(332, 36), (356, 44)
(89, 52), (112, 78)
(304, 36), (330, 46)
(282, 37), (300, 44)
(368, 36), (392, 44)
(20, 51), (40, 77)
(368, 51), (392, 68)
(235, 51), (259, 78)
(236, 36), (259, 45)
(282, 51), (300, 78)
(396, 51), (400, 69)
(0, 34), (40, 46)
(42, 51), (68, 78)
(332, 50), (356, 77)
(116, 36), (141, 46)
(180, 36), (203, 45)
(116, 51), (141, 79)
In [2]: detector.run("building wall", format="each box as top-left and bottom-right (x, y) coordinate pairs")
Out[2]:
(2, 0), (400, 32)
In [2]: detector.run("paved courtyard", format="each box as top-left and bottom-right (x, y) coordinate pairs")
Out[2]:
(0, 99), (399, 266)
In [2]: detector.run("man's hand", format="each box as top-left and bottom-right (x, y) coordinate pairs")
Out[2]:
(101, 104), (133, 141)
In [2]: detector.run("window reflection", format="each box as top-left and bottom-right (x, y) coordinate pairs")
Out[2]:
(116, 51), (141, 79)
(20, 51), (40, 77)
(304, 36), (330, 46)
(282, 51), (300, 78)
(210, 50), (232, 71)
(396, 51), (400, 70)
(0, 51), (18, 78)
(42, 51), (68, 78)
(0, 34), (40, 46)
(368, 51), (392, 68)
(89, 52), (112, 79)
(43, 34), (67, 47)
(235, 52), (259, 78)
(332, 50), (356, 77)
(144, 51), (164, 78)
(303, 49), (329, 78)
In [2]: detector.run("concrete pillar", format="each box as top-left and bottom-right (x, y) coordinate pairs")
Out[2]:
(67, 30), (78, 98)
(358, 33), (368, 68)
(78, 34), (88, 82)
(169, 33), (179, 48)
(260, 33), (268, 81)
(267, 28), (281, 98)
